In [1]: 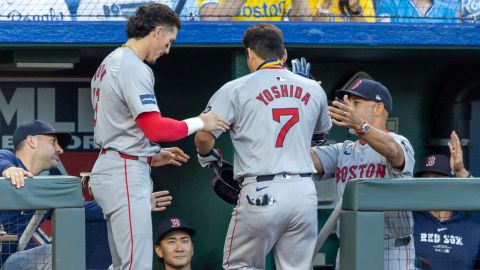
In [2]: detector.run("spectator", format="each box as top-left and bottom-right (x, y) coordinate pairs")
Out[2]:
(311, 0), (376, 22)
(198, 0), (312, 21)
(310, 78), (416, 269)
(155, 217), (195, 270)
(413, 131), (480, 270)
(375, 0), (461, 23)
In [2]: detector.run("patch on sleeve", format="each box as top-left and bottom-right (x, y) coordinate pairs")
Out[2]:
(139, 94), (157, 105)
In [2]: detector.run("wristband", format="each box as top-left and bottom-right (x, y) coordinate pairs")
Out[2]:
(184, 117), (204, 135)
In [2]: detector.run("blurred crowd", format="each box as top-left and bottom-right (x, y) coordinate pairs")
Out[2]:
(0, 0), (478, 23)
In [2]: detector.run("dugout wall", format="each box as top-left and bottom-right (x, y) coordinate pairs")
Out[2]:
(0, 20), (479, 269)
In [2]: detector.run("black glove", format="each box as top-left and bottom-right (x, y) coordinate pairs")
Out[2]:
(211, 161), (240, 205)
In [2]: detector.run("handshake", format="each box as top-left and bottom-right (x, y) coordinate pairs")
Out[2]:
(197, 148), (222, 168)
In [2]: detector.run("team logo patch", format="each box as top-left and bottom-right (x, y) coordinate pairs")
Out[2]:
(139, 94), (157, 105)
(426, 155), (436, 167)
(202, 105), (211, 113)
(276, 76), (286, 81)
(170, 218), (181, 228)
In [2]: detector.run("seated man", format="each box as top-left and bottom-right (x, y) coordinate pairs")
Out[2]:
(155, 217), (195, 270)
(413, 131), (480, 269)
(0, 120), (178, 269)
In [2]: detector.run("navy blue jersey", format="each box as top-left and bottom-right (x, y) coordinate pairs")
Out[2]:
(413, 211), (480, 269)
(0, 150), (40, 263)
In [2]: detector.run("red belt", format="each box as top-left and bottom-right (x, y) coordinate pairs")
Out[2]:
(101, 149), (153, 165)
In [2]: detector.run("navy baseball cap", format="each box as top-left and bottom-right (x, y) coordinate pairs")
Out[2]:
(13, 120), (72, 149)
(155, 217), (195, 244)
(414, 154), (454, 177)
(335, 79), (393, 114)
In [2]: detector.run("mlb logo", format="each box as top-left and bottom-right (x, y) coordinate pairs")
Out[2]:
(276, 76), (286, 82)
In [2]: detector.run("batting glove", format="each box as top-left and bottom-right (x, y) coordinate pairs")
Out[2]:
(291, 57), (311, 78)
(197, 148), (222, 168)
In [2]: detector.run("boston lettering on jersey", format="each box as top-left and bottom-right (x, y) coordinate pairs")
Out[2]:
(336, 163), (387, 182)
(256, 85), (311, 106)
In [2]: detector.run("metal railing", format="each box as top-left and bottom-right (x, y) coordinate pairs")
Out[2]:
(0, 176), (85, 270)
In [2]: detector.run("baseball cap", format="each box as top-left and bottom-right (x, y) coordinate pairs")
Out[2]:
(335, 79), (393, 114)
(155, 217), (195, 244)
(12, 120), (72, 149)
(414, 154), (454, 177)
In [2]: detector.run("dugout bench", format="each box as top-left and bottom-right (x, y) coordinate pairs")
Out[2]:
(0, 176), (85, 270)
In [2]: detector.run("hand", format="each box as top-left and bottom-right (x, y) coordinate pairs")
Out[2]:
(198, 112), (230, 132)
(328, 95), (364, 131)
(448, 131), (469, 177)
(197, 148), (222, 168)
(151, 190), (172, 212)
(291, 57), (311, 78)
(2, 167), (33, 189)
(151, 147), (190, 167)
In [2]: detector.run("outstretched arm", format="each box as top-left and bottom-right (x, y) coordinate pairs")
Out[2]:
(310, 149), (325, 175)
(136, 111), (229, 142)
(329, 95), (405, 168)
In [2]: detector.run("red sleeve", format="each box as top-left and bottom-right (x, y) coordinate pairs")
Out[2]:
(136, 112), (188, 142)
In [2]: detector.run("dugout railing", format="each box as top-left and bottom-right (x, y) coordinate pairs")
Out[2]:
(340, 178), (480, 270)
(0, 176), (85, 270)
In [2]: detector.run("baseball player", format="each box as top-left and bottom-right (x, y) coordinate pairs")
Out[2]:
(310, 79), (416, 269)
(89, 3), (229, 270)
(194, 24), (331, 270)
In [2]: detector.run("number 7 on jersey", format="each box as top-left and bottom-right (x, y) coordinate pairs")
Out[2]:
(272, 108), (299, 148)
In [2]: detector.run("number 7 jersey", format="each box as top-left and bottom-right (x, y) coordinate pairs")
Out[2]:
(204, 67), (331, 179)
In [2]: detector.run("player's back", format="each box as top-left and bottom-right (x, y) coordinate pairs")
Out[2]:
(226, 69), (329, 178)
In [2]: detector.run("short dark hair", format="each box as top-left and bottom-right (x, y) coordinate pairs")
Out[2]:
(242, 23), (285, 60)
(125, 3), (181, 39)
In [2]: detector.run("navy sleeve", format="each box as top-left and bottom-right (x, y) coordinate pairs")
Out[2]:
(0, 150), (20, 175)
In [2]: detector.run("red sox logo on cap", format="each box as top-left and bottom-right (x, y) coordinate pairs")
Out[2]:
(426, 155), (436, 167)
(351, 80), (362, 90)
(170, 218), (181, 228)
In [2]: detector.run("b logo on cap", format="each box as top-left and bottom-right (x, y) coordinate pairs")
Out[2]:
(426, 155), (436, 167)
(170, 218), (181, 228)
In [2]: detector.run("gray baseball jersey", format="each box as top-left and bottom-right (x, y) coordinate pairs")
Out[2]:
(205, 68), (331, 179)
(312, 132), (415, 239)
(204, 65), (331, 270)
(90, 47), (159, 270)
(91, 47), (161, 156)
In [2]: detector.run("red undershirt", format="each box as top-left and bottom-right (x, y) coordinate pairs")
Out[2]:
(136, 111), (188, 142)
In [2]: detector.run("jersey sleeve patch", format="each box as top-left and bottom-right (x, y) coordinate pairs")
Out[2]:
(139, 94), (157, 105)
